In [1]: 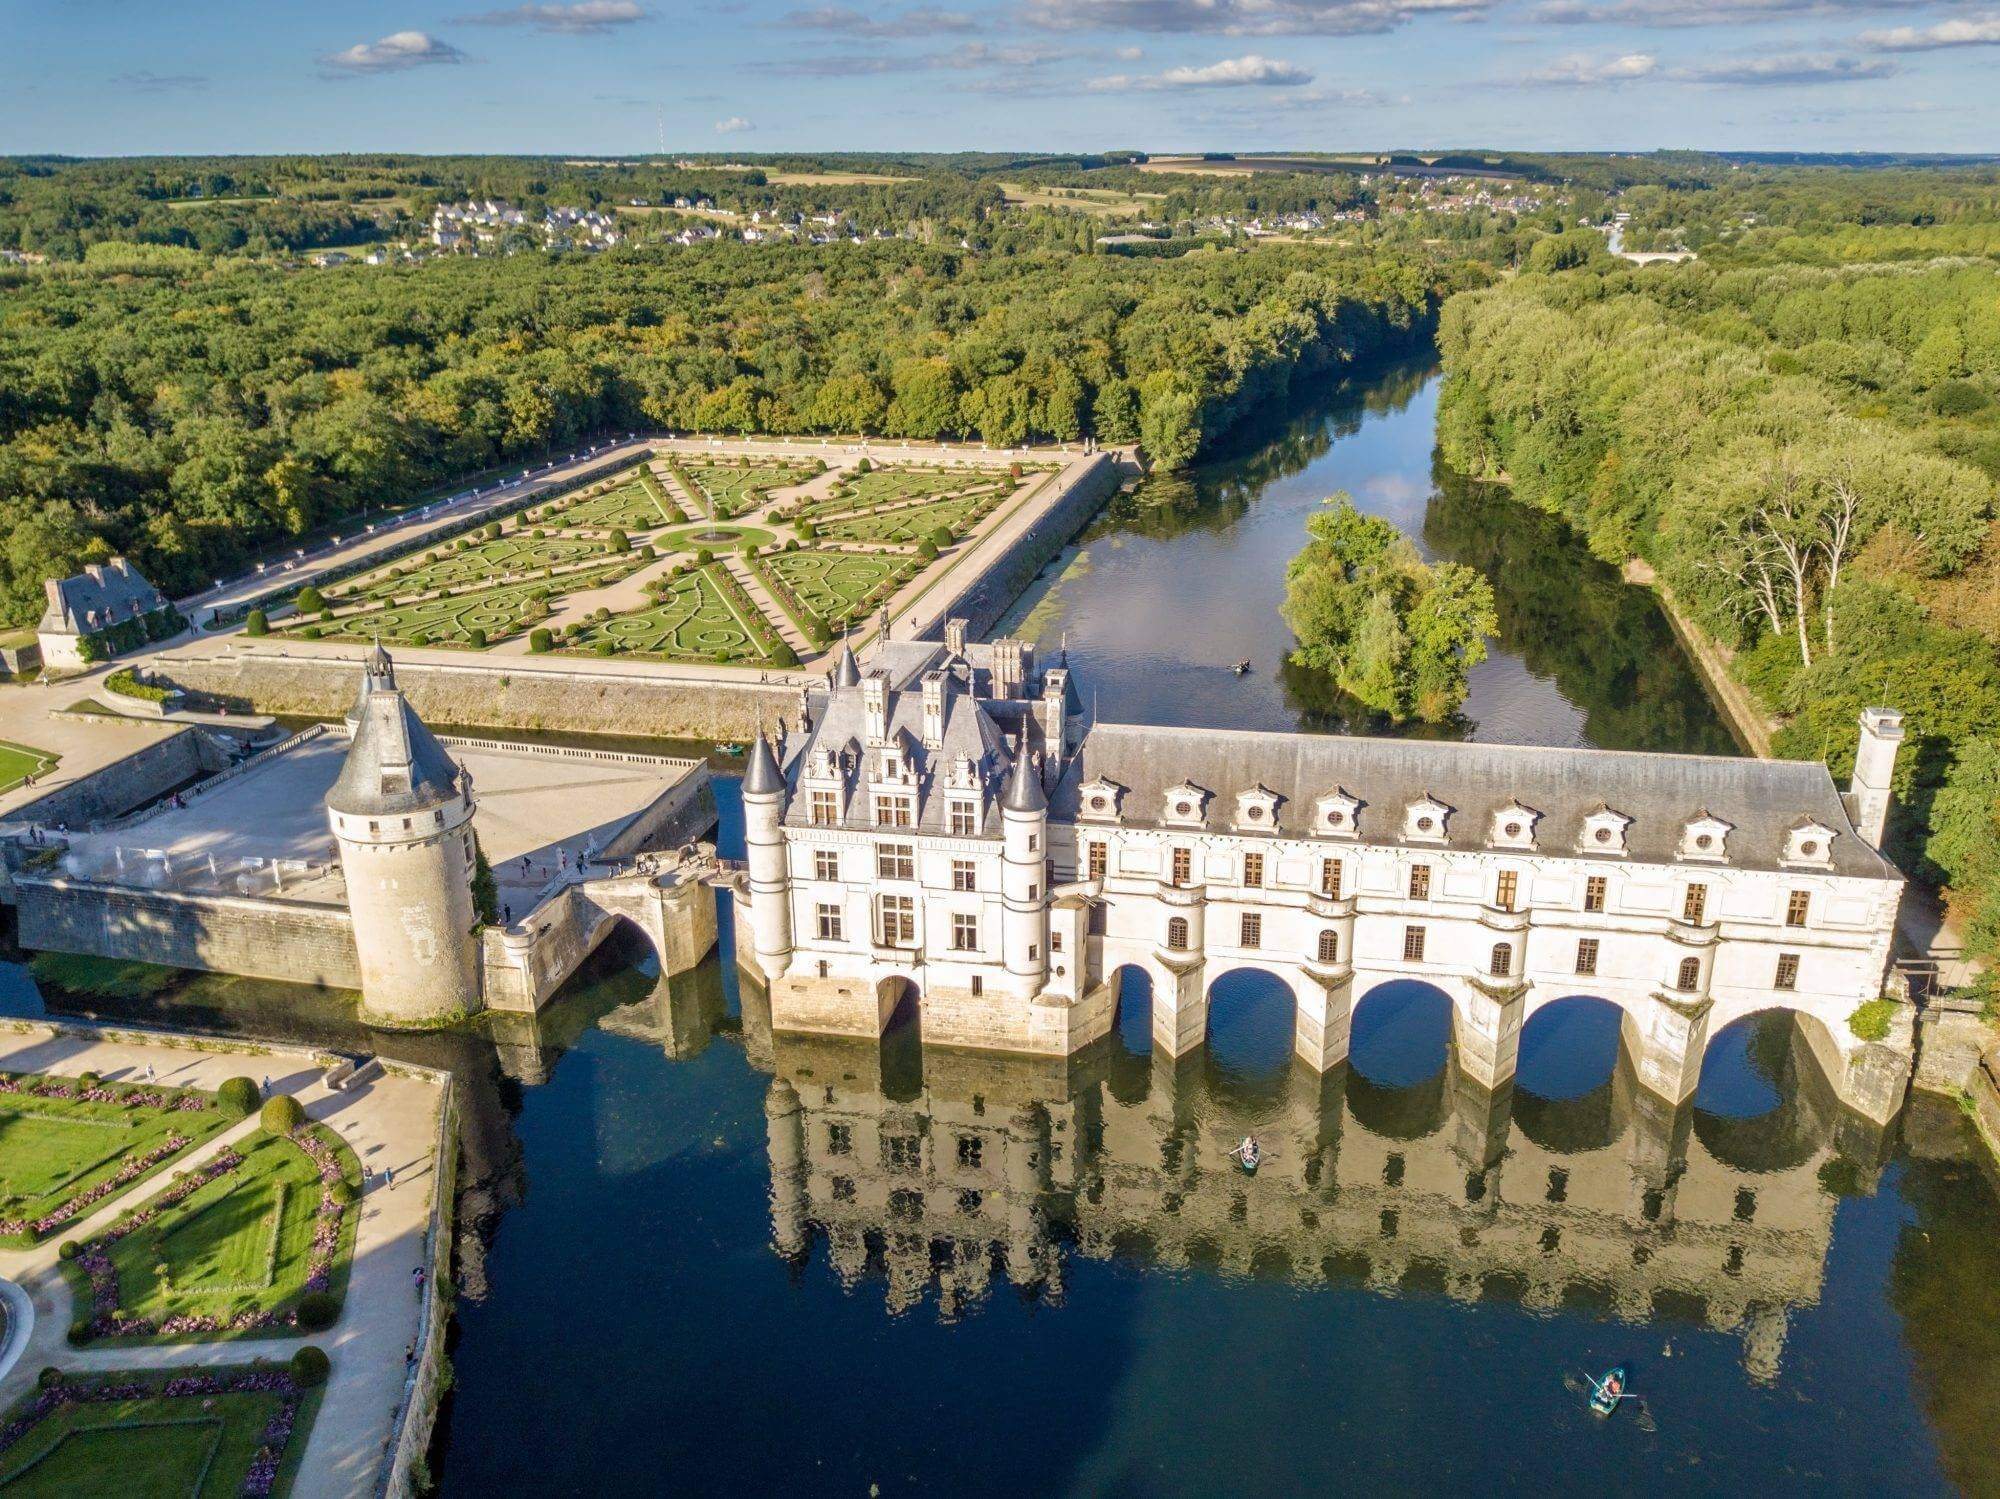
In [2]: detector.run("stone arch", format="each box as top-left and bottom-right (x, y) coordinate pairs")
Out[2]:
(1343, 977), (1455, 1141)
(1692, 1008), (1841, 1173)
(1511, 995), (1627, 1155)
(1108, 962), (1156, 1056)
(1202, 964), (1305, 1084)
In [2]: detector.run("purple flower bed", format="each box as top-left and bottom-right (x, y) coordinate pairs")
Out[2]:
(0, 1074), (214, 1112)
(290, 1128), (351, 1294)
(0, 1369), (307, 1493)
(0, 1134), (190, 1239)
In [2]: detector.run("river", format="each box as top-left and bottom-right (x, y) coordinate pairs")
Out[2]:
(13, 360), (1999, 1495)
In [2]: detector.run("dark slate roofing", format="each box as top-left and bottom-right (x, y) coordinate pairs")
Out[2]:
(38, 559), (166, 635)
(1052, 721), (1898, 879)
(328, 661), (463, 818)
(831, 643), (861, 688)
(1003, 751), (1048, 814)
(742, 732), (784, 795)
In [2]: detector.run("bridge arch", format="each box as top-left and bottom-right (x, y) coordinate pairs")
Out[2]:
(1511, 995), (1626, 1155)
(1692, 1008), (1839, 1173)
(1202, 965), (1303, 1092)
(1343, 977), (1455, 1141)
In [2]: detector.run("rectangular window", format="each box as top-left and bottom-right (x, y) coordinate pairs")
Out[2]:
(1575, 938), (1599, 977)
(1050, 930), (1063, 953)
(813, 849), (840, 881)
(877, 843), (914, 881)
(1028, 834), (1039, 853)
(1028, 943), (1039, 962)
(809, 789), (838, 826)
(957, 1135), (984, 1168)
(1683, 883), (1708, 925)
(1409, 864), (1431, 901)
(970, 975), (983, 996)
(951, 859), (977, 892)
(1584, 875), (1607, 914)
(1403, 925), (1426, 963)
(879, 895), (916, 948)
(1321, 858), (1343, 899)
(876, 793), (914, 828)
(1240, 912), (1262, 948)
(1786, 890), (1810, 928)
(1088, 842), (1107, 879)
(949, 801), (977, 837)
(883, 1134), (920, 1170)
(1171, 847), (1192, 887)
(826, 1123), (851, 1156)
(1243, 851), (1264, 888)
(815, 904), (843, 942)
(1495, 870), (1518, 912)
(1775, 952), (1800, 991)
(951, 913), (978, 951)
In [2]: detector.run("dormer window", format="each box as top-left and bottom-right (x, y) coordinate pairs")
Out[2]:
(1679, 812), (1733, 863)
(1234, 785), (1281, 833)
(1489, 801), (1539, 850)
(1580, 806), (1632, 856)
(1404, 795), (1451, 843)
(1163, 782), (1210, 828)
(1078, 777), (1124, 823)
(1782, 820), (1837, 869)
(1315, 789), (1362, 838)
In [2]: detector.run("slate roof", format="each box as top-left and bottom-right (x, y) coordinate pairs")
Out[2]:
(1051, 722), (1898, 880)
(327, 653), (464, 818)
(38, 559), (166, 636)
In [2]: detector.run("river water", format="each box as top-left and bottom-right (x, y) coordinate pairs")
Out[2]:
(14, 360), (1999, 1495)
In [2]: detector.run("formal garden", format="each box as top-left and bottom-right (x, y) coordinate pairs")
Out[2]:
(0, 1071), (234, 1247)
(799, 464), (1022, 518)
(758, 549), (917, 640)
(670, 457), (822, 519)
(809, 492), (992, 545)
(561, 562), (789, 664)
(0, 1359), (327, 1498)
(345, 533), (613, 602)
(551, 469), (687, 531)
(60, 1094), (362, 1346)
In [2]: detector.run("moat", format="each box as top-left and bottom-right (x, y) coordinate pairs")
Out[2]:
(11, 361), (1998, 1494)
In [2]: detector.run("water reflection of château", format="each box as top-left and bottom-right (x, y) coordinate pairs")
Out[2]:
(735, 983), (1881, 1384)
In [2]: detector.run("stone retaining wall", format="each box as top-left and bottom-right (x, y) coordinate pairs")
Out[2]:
(152, 652), (798, 739)
(3, 727), (228, 832)
(379, 1070), (457, 1499)
(14, 877), (362, 989)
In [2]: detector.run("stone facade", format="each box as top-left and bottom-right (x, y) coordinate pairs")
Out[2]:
(745, 634), (1913, 1124)
(37, 557), (170, 672)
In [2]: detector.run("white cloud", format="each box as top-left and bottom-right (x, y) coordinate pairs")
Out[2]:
(1116, 43), (1146, 56)
(1674, 51), (1895, 81)
(458, 1), (647, 31)
(1533, 0), (1956, 24)
(1026, 0), (1493, 37)
(1520, 49), (1656, 80)
(320, 31), (467, 75)
(714, 115), (756, 132)
(1861, 14), (2000, 49)
(1093, 51), (1316, 87)
(782, 6), (978, 36)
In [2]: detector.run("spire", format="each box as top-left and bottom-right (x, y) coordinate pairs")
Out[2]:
(743, 731), (784, 796)
(832, 640), (861, 689)
(1002, 744), (1046, 814)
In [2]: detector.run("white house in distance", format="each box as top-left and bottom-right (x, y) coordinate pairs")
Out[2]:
(740, 624), (1913, 1125)
(36, 557), (172, 672)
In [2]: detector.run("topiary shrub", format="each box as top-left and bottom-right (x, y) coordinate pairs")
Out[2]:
(77, 1070), (100, 1089)
(37, 1367), (63, 1390)
(695, 549), (714, 566)
(302, 626), (323, 640)
(291, 1344), (332, 1387)
(916, 539), (938, 561)
(217, 1076), (260, 1117)
(529, 627), (553, 654)
(796, 520), (817, 542)
(927, 526), (952, 549)
(468, 627), (488, 649)
(770, 642), (799, 668)
(261, 1094), (305, 1136)
(319, 609), (334, 624)
(608, 528), (630, 553)
(296, 1291), (340, 1331)
(330, 1178), (358, 1207)
(57, 1239), (78, 1261)
(595, 640), (616, 657)
(482, 521), (502, 541)
(245, 609), (268, 637)
(855, 457), (872, 474)
(295, 586), (325, 615)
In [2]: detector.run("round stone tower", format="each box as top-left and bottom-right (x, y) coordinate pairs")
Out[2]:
(741, 730), (793, 982)
(326, 647), (482, 1027)
(1001, 748), (1049, 998)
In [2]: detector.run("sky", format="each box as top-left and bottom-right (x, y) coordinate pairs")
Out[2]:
(5, 0), (1997, 156)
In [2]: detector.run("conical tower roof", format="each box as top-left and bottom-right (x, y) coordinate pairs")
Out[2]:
(742, 732), (784, 796)
(329, 652), (462, 818)
(1002, 748), (1046, 814)
(832, 642), (861, 689)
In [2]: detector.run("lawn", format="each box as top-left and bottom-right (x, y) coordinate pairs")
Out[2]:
(761, 549), (912, 632)
(571, 566), (771, 661)
(66, 1123), (361, 1345)
(813, 494), (989, 544)
(0, 1366), (322, 1499)
(0, 1072), (231, 1247)
(674, 459), (822, 519)
(0, 739), (56, 794)
(557, 470), (686, 531)
(312, 562), (634, 648)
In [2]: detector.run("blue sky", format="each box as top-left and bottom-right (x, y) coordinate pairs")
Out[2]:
(5, 0), (1997, 155)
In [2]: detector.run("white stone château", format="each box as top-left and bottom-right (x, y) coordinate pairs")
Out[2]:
(744, 624), (1912, 1123)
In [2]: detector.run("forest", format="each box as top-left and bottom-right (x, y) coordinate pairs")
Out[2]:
(1435, 176), (2000, 972)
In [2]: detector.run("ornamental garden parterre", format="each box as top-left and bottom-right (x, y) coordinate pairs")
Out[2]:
(268, 449), (1055, 667)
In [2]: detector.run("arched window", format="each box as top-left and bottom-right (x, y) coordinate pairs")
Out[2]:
(1317, 929), (1339, 964)
(1489, 942), (1512, 978)
(1166, 917), (1189, 951)
(1676, 955), (1701, 992)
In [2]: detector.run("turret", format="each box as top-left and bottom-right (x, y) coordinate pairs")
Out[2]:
(325, 650), (481, 1027)
(1000, 747), (1048, 995)
(1847, 706), (1904, 850)
(741, 731), (793, 982)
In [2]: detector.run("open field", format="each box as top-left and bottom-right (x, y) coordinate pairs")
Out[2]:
(0, 1072), (232, 1246)
(0, 1367), (322, 1499)
(0, 739), (57, 793)
(765, 169), (916, 186)
(997, 182), (1161, 217)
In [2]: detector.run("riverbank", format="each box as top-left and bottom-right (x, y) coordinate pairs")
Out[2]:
(1622, 558), (1775, 758)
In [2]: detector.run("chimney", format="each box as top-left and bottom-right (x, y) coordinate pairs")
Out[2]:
(921, 671), (946, 749)
(84, 563), (105, 584)
(992, 638), (1024, 699)
(1040, 667), (1068, 767)
(1848, 706), (1904, 850)
(862, 673), (888, 745)
(944, 617), (967, 656)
